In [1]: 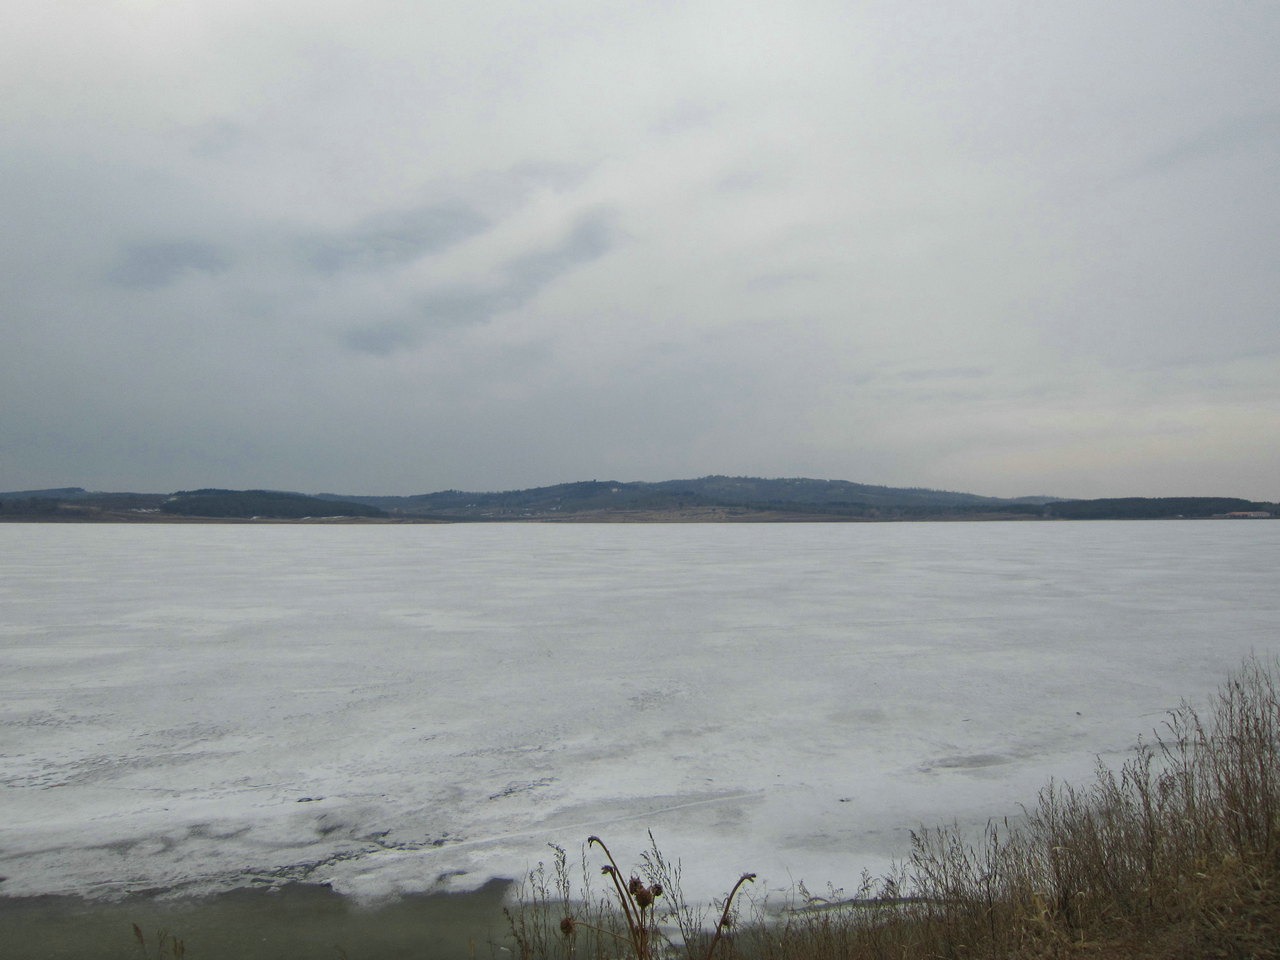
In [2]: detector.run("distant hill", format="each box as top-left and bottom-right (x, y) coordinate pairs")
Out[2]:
(3, 479), (1273, 522)
(313, 476), (1065, 520)
(161, 490), (386, 519)
(0, 488), (385, 520)
(0, 487), (92, 499)
(315, 478), (1275, 521)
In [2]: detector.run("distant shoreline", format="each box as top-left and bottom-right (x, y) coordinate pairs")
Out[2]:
(2, 479), (1274, 523)
(0, 510), (1271, 524)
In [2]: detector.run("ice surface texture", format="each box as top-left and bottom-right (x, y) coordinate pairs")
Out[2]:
(1, 521), (1277, 903)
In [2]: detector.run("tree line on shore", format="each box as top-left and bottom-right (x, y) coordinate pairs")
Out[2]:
(0, 478), (1274, 521)
(0, 489), (385, 520)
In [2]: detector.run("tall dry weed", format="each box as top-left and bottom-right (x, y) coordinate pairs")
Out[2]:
(505, 832), (754, 960)
(510, 654), (1280, 959)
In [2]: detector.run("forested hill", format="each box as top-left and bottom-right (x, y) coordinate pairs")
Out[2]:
(312, 476), (1060, 519)
(314, 478), (1275, 521)
(2, 480), (1274, 521)
(0, 488), (385, 520)
(160, 489), (386, 519)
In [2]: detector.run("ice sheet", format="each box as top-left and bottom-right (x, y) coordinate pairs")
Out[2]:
(2, 521), (1277, 904)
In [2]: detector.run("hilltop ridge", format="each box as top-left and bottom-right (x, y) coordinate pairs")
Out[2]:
(1, 477), (1273, 522)
(311, 475), (1064, 520)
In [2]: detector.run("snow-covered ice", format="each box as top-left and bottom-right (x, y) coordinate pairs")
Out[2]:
(2, 521), (1277, 904)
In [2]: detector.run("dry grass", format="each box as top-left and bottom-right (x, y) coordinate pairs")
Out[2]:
(505, 833), (756, 960)
(508, 655), (1280, 960)
(132, 923), (186, 960)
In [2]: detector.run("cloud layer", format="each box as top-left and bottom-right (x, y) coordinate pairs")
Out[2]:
(3, 0), (1278, 497)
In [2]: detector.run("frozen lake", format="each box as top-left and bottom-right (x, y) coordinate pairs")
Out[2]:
(2, 521), (1278, 905)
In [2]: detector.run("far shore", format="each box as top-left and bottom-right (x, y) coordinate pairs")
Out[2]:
(2, 509), (1266, 525)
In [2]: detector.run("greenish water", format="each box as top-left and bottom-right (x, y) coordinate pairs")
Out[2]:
(0, 880), (513, 960)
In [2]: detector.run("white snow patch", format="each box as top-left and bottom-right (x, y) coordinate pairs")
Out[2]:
(1, 521), (1277, 904)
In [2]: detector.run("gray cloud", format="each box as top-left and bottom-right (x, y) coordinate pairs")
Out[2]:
(305, 203), (489, 273)
(107, 241), (227, 289)
(1132, 110), (1280, 179)
(343, 208), (618, 354)
(2, 1), (1279, 498)
(505, 211), (616, 293)
(342, 322), (415, 355)
(895, 368), (990, 382)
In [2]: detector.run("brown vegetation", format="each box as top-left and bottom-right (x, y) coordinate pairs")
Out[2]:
(507, 656), (1280, 959)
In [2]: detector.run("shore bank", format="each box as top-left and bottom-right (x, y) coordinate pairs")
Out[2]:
(0, 879), (512, 960)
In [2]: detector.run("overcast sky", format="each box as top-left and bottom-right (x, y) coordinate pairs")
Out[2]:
(3, 1), (1278, 499)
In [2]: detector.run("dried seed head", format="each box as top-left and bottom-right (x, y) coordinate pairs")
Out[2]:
(601, 865), (615, 876)
(635, 885), (654, 908)
(652, 884), (663, 898)
(560, 915), (575, 937)
(629, 876), (644, 897)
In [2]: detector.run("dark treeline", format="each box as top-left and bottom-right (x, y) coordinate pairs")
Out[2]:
(316, 478), (1275, 521)
(742, 499), (1047, 518)
(0, 497), (66, 515)
(161, 490), (386, 519)
(0, 489), (385, 520)
(315, 476), (1059, 517)
(2, 479), (1275, 521)
(1047, 496), (1274, 519)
